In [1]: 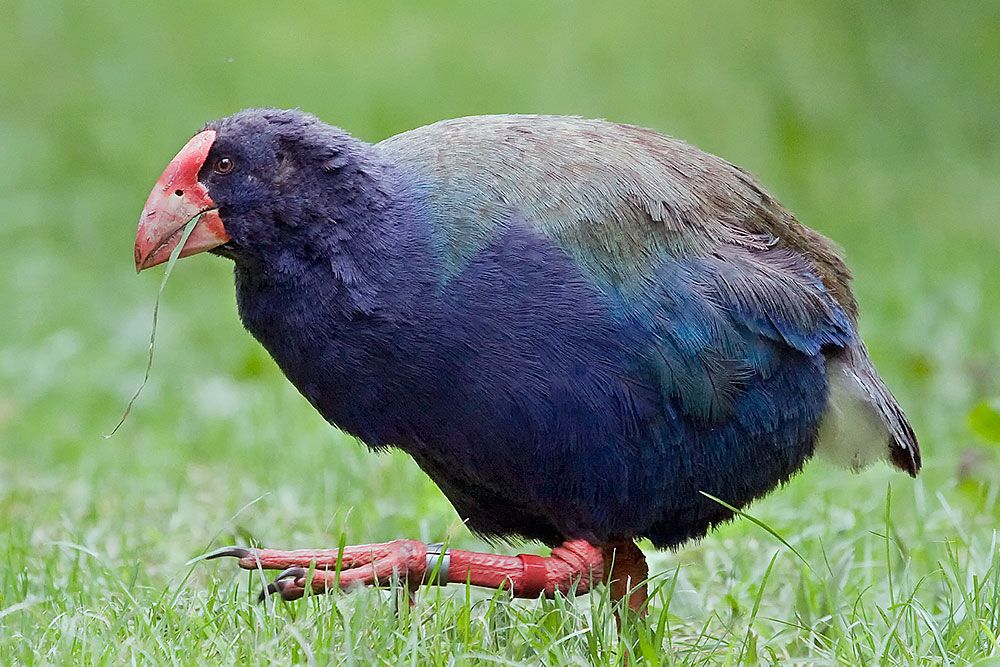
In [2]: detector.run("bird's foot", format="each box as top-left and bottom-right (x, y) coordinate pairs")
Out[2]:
(206, 539), (428, 601)
(205, 538), (622, 605)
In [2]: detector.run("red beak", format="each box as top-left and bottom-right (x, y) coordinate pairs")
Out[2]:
(134, 130), (231, 272)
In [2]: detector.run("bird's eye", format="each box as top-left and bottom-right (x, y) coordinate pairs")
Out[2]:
(214, 157), (235, 174)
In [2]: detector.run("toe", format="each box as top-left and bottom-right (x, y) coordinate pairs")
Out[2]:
(259, 578), (305, 602)
(205, 546), (253, 561)
(258, 567), (311, 602)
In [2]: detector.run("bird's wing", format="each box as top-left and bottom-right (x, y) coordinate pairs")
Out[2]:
(379, 114), (856, 318)
(378, 115), (918, 472)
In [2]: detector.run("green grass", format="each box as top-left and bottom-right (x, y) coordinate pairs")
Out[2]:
(1, 1), (999, 664)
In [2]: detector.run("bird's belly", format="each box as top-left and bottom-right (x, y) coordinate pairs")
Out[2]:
(395, 338), (829, 548)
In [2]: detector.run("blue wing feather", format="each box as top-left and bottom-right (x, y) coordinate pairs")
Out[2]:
(385, 219), (855, 547)
(380, 116), (863, 544)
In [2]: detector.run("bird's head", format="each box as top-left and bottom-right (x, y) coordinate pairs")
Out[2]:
(134, 108), (368, 272)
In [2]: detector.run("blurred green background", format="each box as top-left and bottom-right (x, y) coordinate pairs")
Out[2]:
(1, 1), (999, 663)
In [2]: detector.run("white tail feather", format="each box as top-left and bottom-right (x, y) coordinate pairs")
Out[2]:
(816, 344), (920, 475)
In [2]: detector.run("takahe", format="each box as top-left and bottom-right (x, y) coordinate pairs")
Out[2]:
(134, 109), (919, 610)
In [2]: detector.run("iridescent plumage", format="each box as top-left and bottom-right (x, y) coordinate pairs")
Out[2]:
(186, 109), (918, 549)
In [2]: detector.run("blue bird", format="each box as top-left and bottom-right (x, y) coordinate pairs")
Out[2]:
(135, 109), (919, 611)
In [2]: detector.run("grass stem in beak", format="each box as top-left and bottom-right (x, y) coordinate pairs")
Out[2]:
(105, 215), (202, 438)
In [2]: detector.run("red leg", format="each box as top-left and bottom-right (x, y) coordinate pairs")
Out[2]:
(206, 539), (605, 602)
(602, 541), (648, 617)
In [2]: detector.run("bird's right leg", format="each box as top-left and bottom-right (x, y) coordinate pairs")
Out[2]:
(206, 539), (605, 603)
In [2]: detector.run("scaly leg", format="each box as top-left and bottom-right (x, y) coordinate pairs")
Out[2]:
(603, 540), (649, 619)
(206, 539), (632, 606)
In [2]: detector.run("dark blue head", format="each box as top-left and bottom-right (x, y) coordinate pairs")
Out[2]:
(135, 108), (383, 274)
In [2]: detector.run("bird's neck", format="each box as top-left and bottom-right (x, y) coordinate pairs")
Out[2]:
(235, 150), (424, 314)
(231, 154), (436, 444)
(233, 146), (436, 357)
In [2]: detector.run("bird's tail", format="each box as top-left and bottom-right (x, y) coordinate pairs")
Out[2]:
(815, 342), (921, 476)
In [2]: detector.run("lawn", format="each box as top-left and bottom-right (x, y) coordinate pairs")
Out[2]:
(1, 1), (999, 664)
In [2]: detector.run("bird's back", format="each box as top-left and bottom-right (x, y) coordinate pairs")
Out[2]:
(379, 115), (855, 311)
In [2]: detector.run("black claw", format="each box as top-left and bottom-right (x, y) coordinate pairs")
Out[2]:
(258, 581), (281, 602)
(204, 546), (252, 560)
(276, 567), (308, 581)
(257, 568), (308, 603)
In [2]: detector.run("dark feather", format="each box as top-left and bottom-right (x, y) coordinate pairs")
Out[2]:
(195, 109), (919, 549)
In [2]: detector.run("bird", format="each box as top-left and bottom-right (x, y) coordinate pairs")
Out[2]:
(134, 109), (920, 612)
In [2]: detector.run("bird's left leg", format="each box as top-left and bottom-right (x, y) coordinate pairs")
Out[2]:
(206, 539), (604, 602)
(602, 540), (649, 619)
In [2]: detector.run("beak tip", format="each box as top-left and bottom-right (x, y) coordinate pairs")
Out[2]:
(134, 129), (221, 275)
